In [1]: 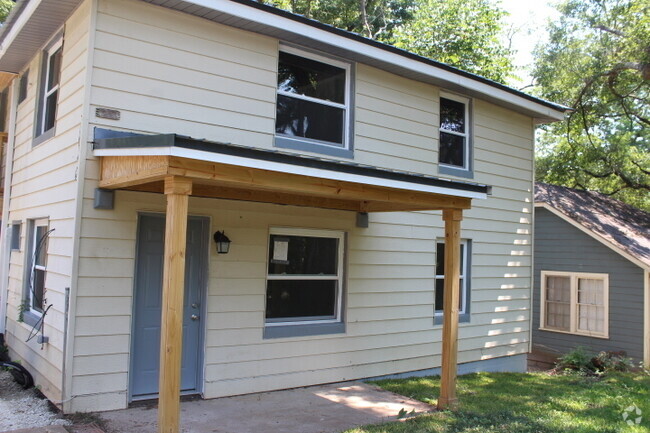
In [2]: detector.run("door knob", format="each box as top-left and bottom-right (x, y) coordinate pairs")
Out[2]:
(191, 314), (200, 321)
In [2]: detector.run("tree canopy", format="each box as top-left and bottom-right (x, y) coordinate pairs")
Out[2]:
(0, 0), (13, 24)
(260, 0), (515, 83)
(533, 0), (649, 210)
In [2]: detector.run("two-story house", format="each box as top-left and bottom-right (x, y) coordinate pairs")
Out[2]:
(0, 0), (567, 426)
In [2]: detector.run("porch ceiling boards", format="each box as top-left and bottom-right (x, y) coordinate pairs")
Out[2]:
(94, 133), (488, 213)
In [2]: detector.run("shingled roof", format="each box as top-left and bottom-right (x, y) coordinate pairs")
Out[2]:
(535, 182), (650, 270)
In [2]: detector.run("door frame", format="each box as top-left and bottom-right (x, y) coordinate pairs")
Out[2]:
(128, 211), (210, 402)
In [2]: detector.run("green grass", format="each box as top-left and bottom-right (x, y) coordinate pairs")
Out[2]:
(344, 372), (650, 433)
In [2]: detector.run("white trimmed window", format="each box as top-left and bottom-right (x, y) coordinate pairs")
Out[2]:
(36, 38), (62, 139)
(26, 219), (50, 316)
(435, 239), (469, 315)
(439, 92), (471, 173)
(265, 228), (344, 325)
(540, 271), (609, 338)
(275, 46), (352, 157)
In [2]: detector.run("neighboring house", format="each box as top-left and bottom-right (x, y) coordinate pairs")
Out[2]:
(0, 0), (567, 421)
(533, 182), (650, 366)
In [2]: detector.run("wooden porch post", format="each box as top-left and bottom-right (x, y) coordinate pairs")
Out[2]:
(438, 208), (462, 410)
(158, 176), (192, 433)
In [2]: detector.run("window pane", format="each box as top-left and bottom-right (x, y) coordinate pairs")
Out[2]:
(266, 280), (336, 319)
(47, 48), (62, 91)
(32, 268), (45, 312)
(440, 97), (465, 133)
(278, 52), (345, 104)
(435, 242), (465, 276)
(546, 276), (570, 302)
(276, 95), (344, 145)
(268, 235), (338, 275)
(435, 277), (463, 312)
(44, 91), (58, 132)
(578, 278), (603, 305)
(439, 132), (465, 167)
(545, 301), (570, 330)
(34, 226), (48, 267)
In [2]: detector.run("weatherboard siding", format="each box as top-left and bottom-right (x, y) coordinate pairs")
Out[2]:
(66, 0), (535, 411)
(3, 0), (91, 404)
(533, 207), (645, 360)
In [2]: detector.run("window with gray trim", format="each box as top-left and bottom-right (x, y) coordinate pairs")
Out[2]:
(24, 219), (50, 317)
(265, 228), (344, 326)
(439, 93), (471, 174)
(10, 222), (21, 251)
(35, 39), (62, 139)
(275, 46), (352, 157)
(18, 70), (29, 104)
(435, 239), (469, 316)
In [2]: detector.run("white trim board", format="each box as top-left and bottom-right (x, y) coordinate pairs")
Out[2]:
(535, 202), (650, 272)
(93, 146), (488, 200)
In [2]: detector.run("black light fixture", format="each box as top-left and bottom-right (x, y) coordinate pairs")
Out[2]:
(213, 231), (231, 254)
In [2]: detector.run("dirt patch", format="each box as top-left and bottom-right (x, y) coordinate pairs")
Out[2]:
(0, 370), (70, 432)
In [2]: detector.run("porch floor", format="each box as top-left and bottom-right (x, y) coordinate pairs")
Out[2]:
(100, 381), (434, 433)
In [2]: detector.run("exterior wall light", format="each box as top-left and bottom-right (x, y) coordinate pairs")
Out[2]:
(213, 231), (231, 254)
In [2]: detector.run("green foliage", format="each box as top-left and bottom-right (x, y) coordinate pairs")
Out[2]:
(556, 347), (634, 375)
(0, 0), (13, 24)
(346, 371), (650, 433)
(533, 0), (650, 210)
(17, 300), (28, 323)
(556, 346), (594, 373)
(260, 0), (516, 84)
(392, 0), (516, 83)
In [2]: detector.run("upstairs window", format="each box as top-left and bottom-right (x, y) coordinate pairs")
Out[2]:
(35, 38), (62, 141)
(275, 47), (352, 158)
(18, 70), (29, 104)
(439, 93), (471, 177)
(540, 271), (609, 338)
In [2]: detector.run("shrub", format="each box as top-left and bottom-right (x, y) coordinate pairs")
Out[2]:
(555, 347), (634, 375)
(591, 351), (633, 373)
(556, 346), (593, 373)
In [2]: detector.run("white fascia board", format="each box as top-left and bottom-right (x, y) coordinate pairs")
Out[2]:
(178, 0), (565, 122)
(534, 202), (650, 271)
(0, 0), (41, 59)
(94, 147), (487, 200)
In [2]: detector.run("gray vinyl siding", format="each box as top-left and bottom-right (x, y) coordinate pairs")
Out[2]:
(533, 208), (645, 360)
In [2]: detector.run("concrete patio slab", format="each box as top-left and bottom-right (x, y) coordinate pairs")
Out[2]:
(0, 427), (68, 433)
(100, 382), (434, 433)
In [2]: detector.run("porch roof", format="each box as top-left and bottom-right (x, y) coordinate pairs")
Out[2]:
(94, 134), (489, 213)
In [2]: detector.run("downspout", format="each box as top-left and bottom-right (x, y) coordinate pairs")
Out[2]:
(0, 78), (19, 334)
(61, 0), (98, 413)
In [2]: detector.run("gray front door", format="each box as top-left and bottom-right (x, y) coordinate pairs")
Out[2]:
(131, 214), (208, 399)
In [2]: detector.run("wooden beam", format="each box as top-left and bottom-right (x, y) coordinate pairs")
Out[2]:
(158, 176), (192, 433)
(166, 157), (471, 210)
(99, 155), (170, 189)
(438, 208), (462, 410)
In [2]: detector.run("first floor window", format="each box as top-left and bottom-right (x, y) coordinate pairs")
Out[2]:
(540, 271), (608, 338)
(439, 93), (471, 172)
(26, 219), (50, 315)
(265, 228), (344, 325)
(435, 239), (469, 315)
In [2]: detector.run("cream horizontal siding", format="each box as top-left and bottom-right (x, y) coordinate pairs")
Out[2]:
(3, 0), (90, 405)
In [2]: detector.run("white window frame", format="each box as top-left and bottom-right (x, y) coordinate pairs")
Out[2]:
(265, 227), (345, 327)
(439, 92), (470, 171)
(275, 45), (352, 152)
(26, 218), (50, 317)
(540, 271), (609, 338)
(37, 37), (62, 137)
(434, 239), (468, 316)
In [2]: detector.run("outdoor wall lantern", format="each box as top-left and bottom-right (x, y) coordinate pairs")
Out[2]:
(213, 231), (231, 254)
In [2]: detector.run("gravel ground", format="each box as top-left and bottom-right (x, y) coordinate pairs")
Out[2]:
(0, 370), (70, 432)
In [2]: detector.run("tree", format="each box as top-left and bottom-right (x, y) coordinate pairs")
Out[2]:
(533, 0), (649, 210)
(392, 0), (515, 83)
(260, 0), (515, 83)
(0, 0), (13, 24)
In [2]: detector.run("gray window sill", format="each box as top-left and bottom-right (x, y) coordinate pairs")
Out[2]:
(32, 127), (55, 147)
(264, 322), (346, 339)
(274, 136), (353, 159)
(434, 313), (470, 326)
(439, 164), (473, 179)
(21, 310), (42, 328)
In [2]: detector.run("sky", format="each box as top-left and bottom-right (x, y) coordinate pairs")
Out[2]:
(497, 0), (561, 88)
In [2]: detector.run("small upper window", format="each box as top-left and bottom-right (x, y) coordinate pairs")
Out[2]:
(36, 39), (62, 139)
(540, 271), (608, 338)
(265, 228), (344, 326)
(18, 70), (29, 104)
(10, 222), (21, 251)
(439, 93), (471, 175)
(435, 239), (469, 315)
(275, 47), (352, 158)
